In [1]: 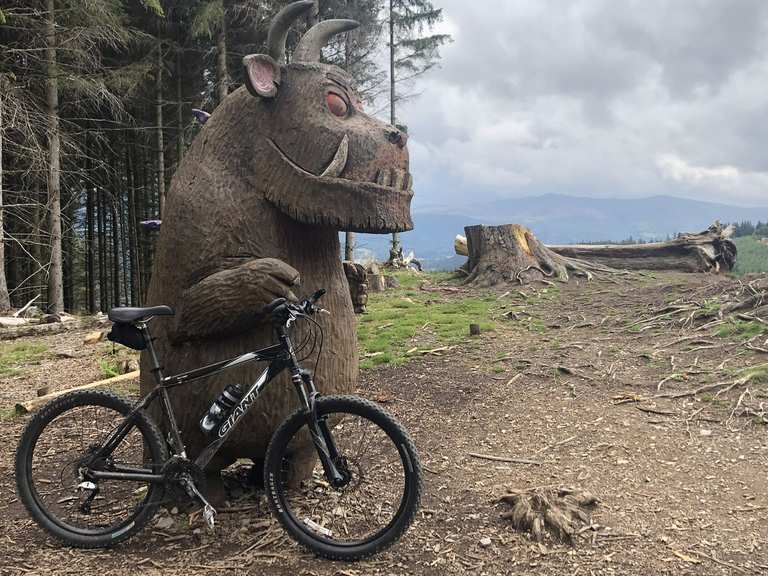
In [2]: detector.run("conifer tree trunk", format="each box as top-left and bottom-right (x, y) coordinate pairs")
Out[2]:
(63, 189), (75, 310)
(344, 231), (355, 261)
(86, 183), (96, 313)
(110, 195), (120, 306)
(216, 23), (228, 104)
(126, 136), (139, 306)
(31, 199), (44, 306)
(45, 0), (64, 313)
(0, 90), (10, 312)
(139, 141), (152, 301)
(118, 192), (129, 304)
(97, 188), (107, 310)
(388, 0), (400, 259)
(176, 51), (185, 163)
(156, 43), (166, 217)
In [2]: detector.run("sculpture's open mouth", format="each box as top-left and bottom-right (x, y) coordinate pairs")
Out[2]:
(268, 136), (413, 195)
(263, 136), (413, 233)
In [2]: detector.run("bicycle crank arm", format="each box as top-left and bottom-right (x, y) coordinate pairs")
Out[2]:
(182, 476), (217, 530)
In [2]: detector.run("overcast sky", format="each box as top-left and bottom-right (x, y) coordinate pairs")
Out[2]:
(395, 0), (768, 212)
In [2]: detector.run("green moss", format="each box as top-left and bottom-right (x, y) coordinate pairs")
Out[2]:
(736, 363), (768, 384)
(0, 342), (49, 377)
(715, 319), (768, 339)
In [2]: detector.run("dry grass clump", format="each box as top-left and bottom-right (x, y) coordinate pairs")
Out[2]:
(500, 486), (598, 544)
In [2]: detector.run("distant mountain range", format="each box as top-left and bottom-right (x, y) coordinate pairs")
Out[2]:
(351, 194), (768, 270)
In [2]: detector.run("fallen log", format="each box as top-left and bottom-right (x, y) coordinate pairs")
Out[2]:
(15, 370), (140, 414)
(0, 317), (29, 327)
(548, 223), (736, 273)
(0, 321), (71, 340)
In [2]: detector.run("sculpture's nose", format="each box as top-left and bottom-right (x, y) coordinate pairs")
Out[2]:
(386, 127), (408, 149)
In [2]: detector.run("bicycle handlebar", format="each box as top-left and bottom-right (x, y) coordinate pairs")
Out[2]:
(261, 289), (327, 323)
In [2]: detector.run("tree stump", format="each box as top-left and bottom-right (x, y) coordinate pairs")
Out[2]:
(463, 224), (604, 287)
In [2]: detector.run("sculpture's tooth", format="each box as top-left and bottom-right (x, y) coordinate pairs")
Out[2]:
(376, 168), (391, 186)
(392, 169), (405, 191)
(320, 134), (348, 178)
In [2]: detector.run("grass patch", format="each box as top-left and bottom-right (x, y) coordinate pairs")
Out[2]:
(0, 342), (49, 377)
(358, 270), (496, 369)
(715, 319), (768, 340)
(1, 406), (20, 421)
(699, 298), (721, 316)
(98, 358), (122, 379)
(735, 363), (768, 385)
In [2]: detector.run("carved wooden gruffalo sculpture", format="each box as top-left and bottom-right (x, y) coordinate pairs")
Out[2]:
(141, 1), (413, 488)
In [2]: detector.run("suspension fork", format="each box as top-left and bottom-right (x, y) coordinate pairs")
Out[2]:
(296, 372), (347, 487)
(276, 324), (347, 487)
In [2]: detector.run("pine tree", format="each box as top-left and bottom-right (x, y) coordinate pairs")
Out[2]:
(191, 0), (230, 104)
(0, 78), (9, 311)
(386, 0), (449, 261)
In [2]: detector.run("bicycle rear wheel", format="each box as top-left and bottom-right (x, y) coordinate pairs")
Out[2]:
(15, 390), (168, 548)
(264, 395), (422, 560)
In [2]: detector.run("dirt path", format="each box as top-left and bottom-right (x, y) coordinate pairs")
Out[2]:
(1, 272), (766, 575)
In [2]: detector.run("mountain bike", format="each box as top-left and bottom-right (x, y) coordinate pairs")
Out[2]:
(15, 289), (422, 560)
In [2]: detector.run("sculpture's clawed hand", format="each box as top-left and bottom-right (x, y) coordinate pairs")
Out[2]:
(248, 258), (301, 306)
(171, 258), (300, 342)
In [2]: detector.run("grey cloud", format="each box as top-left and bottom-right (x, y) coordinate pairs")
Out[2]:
(396, 0), (768, 209)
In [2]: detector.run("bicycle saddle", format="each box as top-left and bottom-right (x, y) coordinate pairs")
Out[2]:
(108, 305), (175, 323)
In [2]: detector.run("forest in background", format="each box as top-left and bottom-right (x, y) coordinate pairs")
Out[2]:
(0, 0), (448, 314)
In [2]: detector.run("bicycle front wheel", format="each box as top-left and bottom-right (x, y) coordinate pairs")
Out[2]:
(264, 395), (422, 560)
(15, 390), (168, 548)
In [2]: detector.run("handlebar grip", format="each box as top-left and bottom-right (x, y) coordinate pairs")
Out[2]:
(261, 298), (287, 315)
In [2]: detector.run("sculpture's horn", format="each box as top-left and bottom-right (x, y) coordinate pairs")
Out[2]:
(267, 0), (315, 63)
(294, 19), (360, 62)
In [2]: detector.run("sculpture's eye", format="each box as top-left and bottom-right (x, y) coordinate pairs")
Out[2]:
(326, 92), (349, 117)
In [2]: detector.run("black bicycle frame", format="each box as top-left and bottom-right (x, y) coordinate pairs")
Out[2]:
(86, 320), (344, 485)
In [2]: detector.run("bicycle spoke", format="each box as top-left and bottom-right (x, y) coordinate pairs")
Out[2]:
(29, 403), (159, 533)
(276, 409), (407, 544)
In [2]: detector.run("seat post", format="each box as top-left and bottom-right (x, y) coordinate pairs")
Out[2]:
(137, 320), (187, 457)
(137, 321), (164, 384)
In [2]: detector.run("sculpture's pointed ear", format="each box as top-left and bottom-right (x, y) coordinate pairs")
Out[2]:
(243, 54), (281, 98)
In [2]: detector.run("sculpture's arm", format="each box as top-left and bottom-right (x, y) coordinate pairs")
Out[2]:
(172, 258), (300, 342)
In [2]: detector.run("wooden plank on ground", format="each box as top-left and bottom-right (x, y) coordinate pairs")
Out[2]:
(15, 370), (140, 415)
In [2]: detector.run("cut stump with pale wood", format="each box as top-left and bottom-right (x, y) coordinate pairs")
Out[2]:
(462, 224), (610, 287)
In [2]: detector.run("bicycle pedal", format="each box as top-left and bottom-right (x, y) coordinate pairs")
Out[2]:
(203, 504), (217, 531)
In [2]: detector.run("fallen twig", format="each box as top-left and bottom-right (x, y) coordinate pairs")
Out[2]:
(467, 453), (542, 465)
